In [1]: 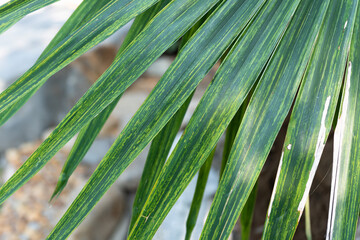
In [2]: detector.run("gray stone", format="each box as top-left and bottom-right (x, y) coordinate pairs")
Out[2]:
(0, 86), (47, 152)
(0, 66), (91, 152)
(82, 138), (115, 165)
(42, 66), (91, 125)
(144, 56), (174, 78)
(154, 168), (219, 240)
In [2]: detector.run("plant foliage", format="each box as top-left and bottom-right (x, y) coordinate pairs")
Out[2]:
(0, 0), (359, 239)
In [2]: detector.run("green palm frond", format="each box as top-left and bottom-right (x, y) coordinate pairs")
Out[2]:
(0, 0), (359, 239)
(0, 0), (58, 34)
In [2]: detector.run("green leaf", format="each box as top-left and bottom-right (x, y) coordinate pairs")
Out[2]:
(118, 0), (172, 55)
(221, 93), (256, 240)
(220, 91), (256, 240)
(46, 1), (264, 239)
(264, 1), (358, 239)
(0, 0), (58, 34)
(220, 93), (249, 178)
(240, 182), (258, 240)
(130, 5), (211, 228)
(130, 92), (193, 228)
(185, 147), (216, 240)
(0, 0), (221, 207)
(39, 0), (110, 60)
(0, 0), (161, 125)
(50, 0), (172, 200)
(220, 95), (256, 240)
(326, 5), (360, 238)
(45, 0), (120, 200)
(200, 0), (329, 239)
(50, 96), (120, 200)
(129, 0), (301, 239)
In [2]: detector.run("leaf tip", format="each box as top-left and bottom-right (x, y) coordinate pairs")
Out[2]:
(49, 174), (68, 202)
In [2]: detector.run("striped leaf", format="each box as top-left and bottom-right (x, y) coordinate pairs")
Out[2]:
(0, 0), (221, 206)
(130, 93), (193, 228)
(264, 0), (358, 239)
(47, 1), (265, 239)
(201, 0), (329, 239)
(39, 0), (110, 60)
(44, 0), (119, 200)
(0, 0), (113, 127)
(2, 0), (360, 238)
(130, 5), (212, 228)
(51, 0), (172, 200)
(50, 96), (120, 200)
(0, 0), (58, 34)
(220, 107), (242, 177)
(221, 95), (256, 240)
(116, 0), (172, 57)
(326, 5), (360, 239)
(185, 147), (216, 240)
(129, 0), (300, 239)
(0, 0), (161, 126)
(240, 182), (258, 240)
(220, 93), (249, 178)
(221, 94), (257, 239)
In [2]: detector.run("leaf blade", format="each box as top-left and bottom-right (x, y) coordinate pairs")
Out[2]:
(51, 0), (172, 200)
(240, 182), (258, 240)
(50, 96), (120, 200)
(0, 0), (220, 206)
(0, 0), (58, 34)
(185, 147), (216, 240)
(130, 6), (211, 228)
(129, 0), (302, 239)
(47, 1), (265, 239)
(264, 0), (359, 239)
(200, 0), (330, 239)
(0, 0), (160, 125)
(326, 4), (360, 238)
(130, 92), (193, 228)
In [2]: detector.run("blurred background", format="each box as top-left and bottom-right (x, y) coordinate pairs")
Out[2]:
(0, 1), (337, 239)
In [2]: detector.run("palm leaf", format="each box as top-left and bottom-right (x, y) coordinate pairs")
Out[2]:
(130, 5), (213, 228)
(129, 0), (300, 239)
(1, 0), (360, 238)
(264, 1), (358, 239)
(326, 5), (360, 239)
(39, 0), (110, 60)
(240, 182), (258, 240)
(0, 0), (161, 125)
(50, 0), (172, 200)
(220, 99), (247, 178)
(46, 1), (264, 239)
(185, 147), (216, 240)
(0, 0), (221, 207)
(201, 0), (329, 239)
(0, 0), (58, 34)
(130, 93), (193, 228)
(221, 94), (256, 240)
(50, 96), (120, 200)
